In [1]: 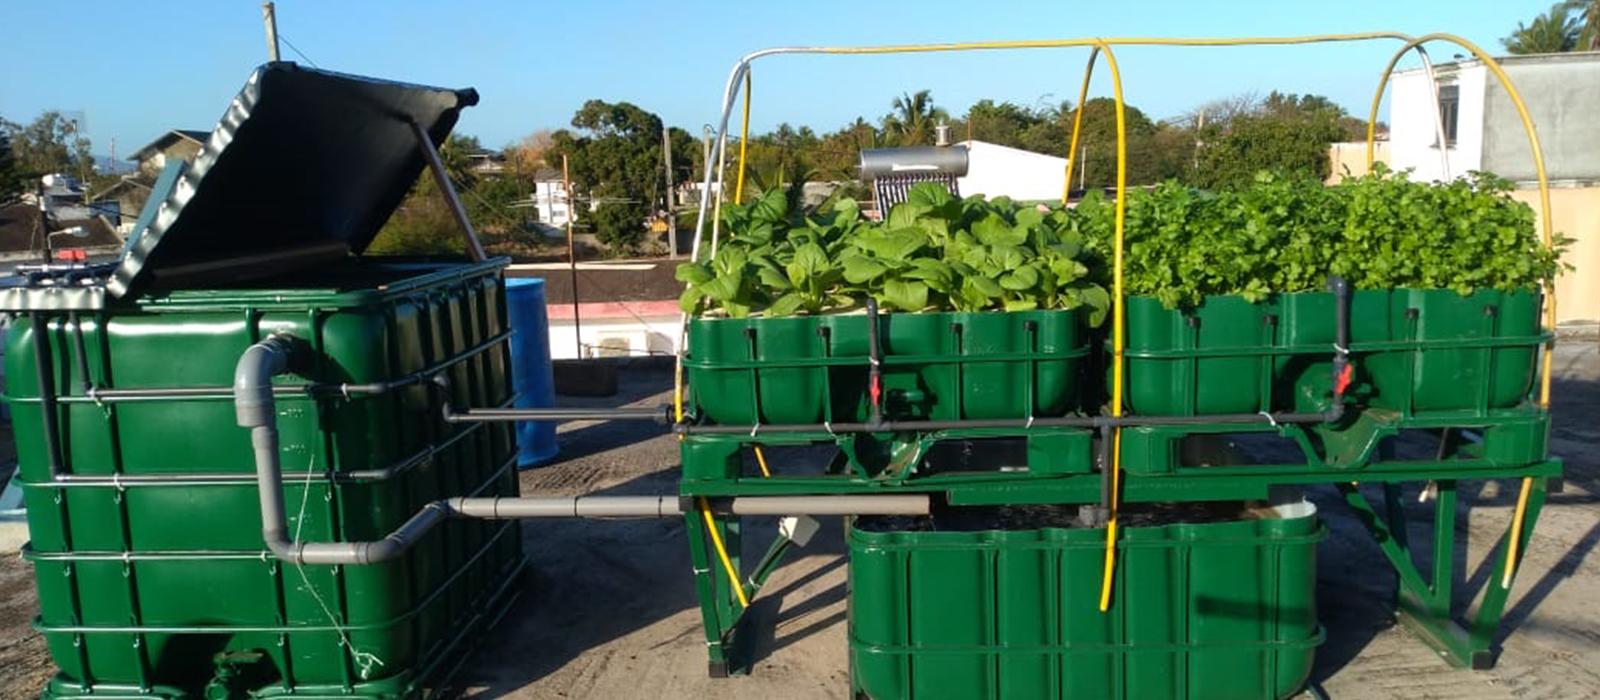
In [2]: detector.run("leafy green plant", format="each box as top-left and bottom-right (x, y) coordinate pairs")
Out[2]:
(1098, 168), (1566, 308)
(677, 183), (1111, 324)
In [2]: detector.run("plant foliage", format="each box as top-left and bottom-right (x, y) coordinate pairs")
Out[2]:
(1107, 168), (1569, 308)
(677, 184), (1110, 323)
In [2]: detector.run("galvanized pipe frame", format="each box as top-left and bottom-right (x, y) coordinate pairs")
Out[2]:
(12, 312), (530, 491)
(7, 328), (515, 405)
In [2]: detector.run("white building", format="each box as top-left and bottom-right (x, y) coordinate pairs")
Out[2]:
(531, 168), (576, 228)
(1387, 52), (1600, 326)
(1388, 53), (1600, 185)
(955, 140), (1069, 202)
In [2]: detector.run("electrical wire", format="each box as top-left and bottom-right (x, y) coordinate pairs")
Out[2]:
(279, 34), (319, 67)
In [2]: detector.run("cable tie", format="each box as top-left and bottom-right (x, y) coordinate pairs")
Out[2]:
(1259, 411), (1280, 428)
(823, 421), (836, 436)
(111, 472), (124, 492)
(340, 383), (352, 401)
(749, 422), (761, 438)
(1334, 343), (1350, 356)
(1025, 416), (1035, 429)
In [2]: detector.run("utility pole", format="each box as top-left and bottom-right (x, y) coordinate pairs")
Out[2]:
(701, 125), (713, 208)
(262, 2), (281, 61)
(37, 180), (49, 264)
(563, 153), (582, 359)
(663, 126), (677, 258)
(1078, 146), (1087, 191)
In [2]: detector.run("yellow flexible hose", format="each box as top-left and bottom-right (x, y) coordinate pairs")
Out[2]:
(1092, 42), (1130, 613)
(1363, 34), (1554, 590)
(700, 497), (750, 608)
(704, 28), (1560, 600)
(735, 71), (752, 204)
(754, 445), (772, 477)
(1061, 49), (1099, 203)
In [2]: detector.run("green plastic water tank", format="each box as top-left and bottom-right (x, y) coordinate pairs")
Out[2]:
(848, 501), (1325, 700)
(1, 64), (524, 699)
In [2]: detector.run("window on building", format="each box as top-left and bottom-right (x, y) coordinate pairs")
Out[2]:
(1437, 84), (1459, 147)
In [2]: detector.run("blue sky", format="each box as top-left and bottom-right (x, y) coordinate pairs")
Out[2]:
(0, 0), (1550, 159)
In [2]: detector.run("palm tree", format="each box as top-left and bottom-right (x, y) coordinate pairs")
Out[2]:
(883, 90), (949, 146)
(1567, 0), (1600, 50)
(1502, 2), (1581, 53)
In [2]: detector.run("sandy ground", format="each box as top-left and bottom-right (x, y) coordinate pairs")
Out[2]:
(0, 344), (1595, 699)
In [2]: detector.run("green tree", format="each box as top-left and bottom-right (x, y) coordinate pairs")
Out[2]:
(882, 90), (949, 146)
(0, 128), (25, 205)
(1190, 112), (1344, 191)
(1502, 2), (1582, 53)
(547, 100), (667, 252)
(8, 111), (93, 181)
(1060, 98), (1161, 189)
(1572, 0), (1600, 50)
(957, 100), (1046, 147)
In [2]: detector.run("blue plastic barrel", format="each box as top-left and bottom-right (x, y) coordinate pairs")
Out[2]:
(505, 278), (559, 467)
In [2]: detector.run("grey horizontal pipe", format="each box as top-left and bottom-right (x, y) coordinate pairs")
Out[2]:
(721, 494), (929, 516)
(675, 409), (1339, 436)
(237, 335), (929, 567)
(451, 495), (681, 519)
(444, 405), (670, 424)
(450, 494), (930, 519)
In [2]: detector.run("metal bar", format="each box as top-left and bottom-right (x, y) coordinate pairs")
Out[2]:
(683, 509), (732, 675)
(1339, 483), (1435, 596)
(563, 153), (582, 358)
(678, 408), (1338, 435)
(29, 314), (66, 477)
(411, 120), (487, 262)
(1430, 479), (1458, 618)
(69, 312), (92, 394)
(1383, 483), (1410, 552)
(15, 330), (510, 404)
(1469, 478), (1548, 652)
(745, 535), (795, 596)
(444, 405), (669, 424)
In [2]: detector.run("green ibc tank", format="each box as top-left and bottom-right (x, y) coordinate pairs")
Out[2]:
(0, 64), (523, 698)
(848, 501), (1325, 700)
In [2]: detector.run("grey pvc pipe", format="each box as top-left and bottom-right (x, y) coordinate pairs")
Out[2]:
(236, 335), (931, 567)
(450, 494), (931, 519)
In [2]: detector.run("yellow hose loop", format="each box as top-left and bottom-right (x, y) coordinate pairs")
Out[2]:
(1086, 39), (1129, 613)
(700, 497), (750, 608)
(1364, 34), (1555, 406)
(1062, 48), (1100, 203)
(735, 70), (753, 205)
(1363, 34), (1556, 589)
(754, 445), (772, 477)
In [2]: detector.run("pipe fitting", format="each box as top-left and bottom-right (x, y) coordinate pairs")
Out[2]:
(234, 333), (302, 428)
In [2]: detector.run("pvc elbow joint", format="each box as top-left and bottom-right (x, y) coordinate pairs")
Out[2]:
(234, 333), (301, 428)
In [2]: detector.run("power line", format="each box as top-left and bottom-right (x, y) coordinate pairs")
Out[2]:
(279, 34), (318, 67)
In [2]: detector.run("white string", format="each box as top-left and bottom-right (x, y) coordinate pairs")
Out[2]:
(289, 453), (385, 679)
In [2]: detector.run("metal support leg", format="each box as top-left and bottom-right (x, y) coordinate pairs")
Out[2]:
(1339, 477), (1548, 669)
(685, 509), (752, 677)
(1467, 478), (1548, 661)
(684, 511), (731, 676)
